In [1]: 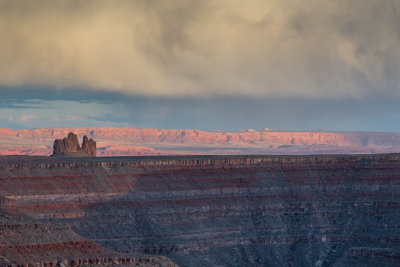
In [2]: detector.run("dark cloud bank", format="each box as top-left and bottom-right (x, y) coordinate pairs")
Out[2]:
(1, 89), (399, 132)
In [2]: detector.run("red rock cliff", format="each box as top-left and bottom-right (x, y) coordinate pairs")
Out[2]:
(2, 127), (400, 156)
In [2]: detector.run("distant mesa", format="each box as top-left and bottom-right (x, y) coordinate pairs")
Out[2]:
(52, 132), (96, 157)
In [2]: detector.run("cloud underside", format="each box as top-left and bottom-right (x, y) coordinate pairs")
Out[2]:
(0, 0), (399, 98)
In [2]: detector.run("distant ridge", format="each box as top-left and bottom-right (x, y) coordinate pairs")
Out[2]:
(1, 127), (400, 156)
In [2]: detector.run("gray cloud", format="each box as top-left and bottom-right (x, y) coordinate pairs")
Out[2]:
(0, 0), (399, 98)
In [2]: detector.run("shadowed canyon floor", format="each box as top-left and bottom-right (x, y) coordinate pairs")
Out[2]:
(0, 154), (400, 266)
(2, 127), (400, 156)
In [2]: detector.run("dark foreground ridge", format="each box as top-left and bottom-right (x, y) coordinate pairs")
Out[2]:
(0, 154), (400, 266)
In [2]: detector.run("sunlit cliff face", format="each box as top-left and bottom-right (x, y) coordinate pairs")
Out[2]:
(1, 0), (400, 99)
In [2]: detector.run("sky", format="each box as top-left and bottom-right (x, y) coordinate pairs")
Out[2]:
(1, 0), (400, 131)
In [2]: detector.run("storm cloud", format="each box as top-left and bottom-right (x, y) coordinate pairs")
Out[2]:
(0, 0), (400, 98)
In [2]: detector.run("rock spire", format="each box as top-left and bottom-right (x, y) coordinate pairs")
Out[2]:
(52, 132), (96, 157)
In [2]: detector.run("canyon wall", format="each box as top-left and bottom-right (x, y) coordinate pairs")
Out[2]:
(2, 127), (400, 156)
(0, 154), (400, 266)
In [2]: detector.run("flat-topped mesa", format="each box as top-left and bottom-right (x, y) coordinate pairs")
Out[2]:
(52, 132), (96, 157)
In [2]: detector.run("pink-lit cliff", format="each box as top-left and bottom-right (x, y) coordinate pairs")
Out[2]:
(2, 127), (400, 156)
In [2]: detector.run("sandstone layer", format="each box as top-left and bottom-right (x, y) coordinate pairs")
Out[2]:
(2, 127), (400, 156)
(0, 154), (400, 266)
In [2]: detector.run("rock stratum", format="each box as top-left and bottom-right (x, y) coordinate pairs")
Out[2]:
(0, 154), (400, 266)
(2, 127), (400, 156)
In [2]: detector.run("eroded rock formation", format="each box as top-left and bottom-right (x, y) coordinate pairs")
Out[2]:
(0, 154), (400, 266)
(52, 132), (96, 157)
(81, 135), (96, 157)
